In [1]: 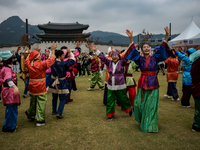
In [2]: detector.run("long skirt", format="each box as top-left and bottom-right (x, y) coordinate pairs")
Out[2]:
(107, 89), (132, 117)
(26, 94), (47, 123)
(2, 105), (18, 132)
(192, 99), (200, 131)
(181, 85), (192, 106)
(167, 82), (179, 99)
(134, 88), (159, 132)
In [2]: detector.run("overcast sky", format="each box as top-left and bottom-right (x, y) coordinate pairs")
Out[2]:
(0, 0), (200, 36)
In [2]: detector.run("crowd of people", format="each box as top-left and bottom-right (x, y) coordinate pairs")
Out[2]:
(0, 26), (200, 133)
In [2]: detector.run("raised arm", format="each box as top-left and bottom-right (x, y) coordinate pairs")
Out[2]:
(90, 45), (111, 66)
(172, 48), (190, 63)
(154, 26), (175, 62)
(73, 42), (81, 58)
(126, 29), (133, 43)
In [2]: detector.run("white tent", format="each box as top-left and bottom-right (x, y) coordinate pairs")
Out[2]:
(170, 21), (200, 42)
(169, 21), (200, 47)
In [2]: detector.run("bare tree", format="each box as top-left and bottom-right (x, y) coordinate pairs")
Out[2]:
(21, 34), (30, 50)
(140, 29), (153, 45)
(85, 37), (99, 52)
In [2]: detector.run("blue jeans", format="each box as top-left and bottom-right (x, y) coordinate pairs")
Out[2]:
(52, 94), (66, 115)
(24, 78), (29, 95)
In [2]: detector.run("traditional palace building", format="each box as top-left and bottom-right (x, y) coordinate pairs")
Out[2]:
(36, 22), (91, 42)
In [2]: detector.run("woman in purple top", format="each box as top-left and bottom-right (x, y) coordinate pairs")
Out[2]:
(126, 26), (174, 132)
(90, 45), (134, 120)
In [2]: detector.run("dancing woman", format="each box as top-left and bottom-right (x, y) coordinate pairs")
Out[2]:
(126, 26), (175, 132)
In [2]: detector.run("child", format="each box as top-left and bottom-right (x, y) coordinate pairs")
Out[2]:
(164, 55), (180, 101)
(25, 45), (56, 127)
(90, 45), (133, 120)
(87, 53), (104, 91)
(0, 50), (20, 133)
(48, 48), (76, 119)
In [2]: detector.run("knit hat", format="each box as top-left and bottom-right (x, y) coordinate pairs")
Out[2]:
(0, 50), (14, 66)
(187, 48), (196, 55)
(29, 50), (40, 66)
(189, 50), (200, 62)
(0, 50), (13, 61)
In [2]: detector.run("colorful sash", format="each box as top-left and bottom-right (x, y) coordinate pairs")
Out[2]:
(138, 71), (157, 101)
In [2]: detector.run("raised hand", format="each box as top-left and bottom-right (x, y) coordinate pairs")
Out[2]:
(90, 45), (97, 52)
(67, 48), (71, 53)
(164, 26), (169, 35)
(51, 44), (57, 51)
(77, 41), (80, 47)
(126, 29), (133, 38)
(135, 43), (139, 47)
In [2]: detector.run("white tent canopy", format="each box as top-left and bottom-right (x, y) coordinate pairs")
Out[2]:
(191, 32), (200, 39)
(170, 21), (200, 42)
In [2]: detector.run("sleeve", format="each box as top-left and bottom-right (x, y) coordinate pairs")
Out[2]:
(176, 51), (190, 63)
(131, 61), (137, 70)
(43, 56), (56, 70)
(24, 56), (30, 69)
(164, 58), (169, 64)
(15, 52), (20, 59)
(154, 40), (175, 62)
(73, 47), (81, 58)
(96, 50), (111, 66)
(120, 50), (127, 59)
(8, 80), (15, 87)
(3, 68), (12, 83)
(63, 57), (75, 69)
(126, 43), (140, 65)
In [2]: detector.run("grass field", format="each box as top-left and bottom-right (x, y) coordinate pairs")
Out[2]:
(0, 71), (199, 150)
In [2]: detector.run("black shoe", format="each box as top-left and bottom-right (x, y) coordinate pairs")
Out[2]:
(129, 108), (133, 116)
(56, 114), (63, 119)
(108, 116), (115, 120)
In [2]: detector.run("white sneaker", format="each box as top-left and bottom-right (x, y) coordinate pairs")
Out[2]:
(88, 79), (91, 81)
(36, 123), (45, 127)
(88, 75), (91, 77)
(182, 105), (191, 108)
(176, 98), (180, 101)
(83, 76), (85, 77)
(172, 98), (175, 101)
(164, 94), (171, 99)
(87, 88), (94, 91)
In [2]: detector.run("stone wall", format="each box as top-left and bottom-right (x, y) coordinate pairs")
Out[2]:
(0, 41), (129, 54)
